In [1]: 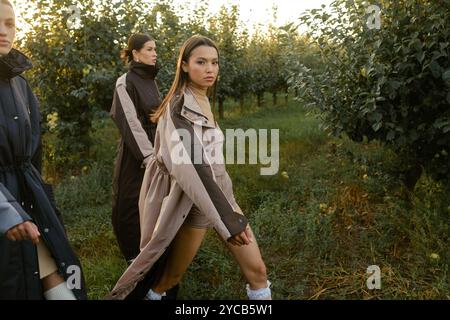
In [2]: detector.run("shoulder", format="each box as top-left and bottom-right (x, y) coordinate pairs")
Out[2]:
(11, 75), (34, 96)
(125, 70), (140, 86)
(115, 73), (128, 88)
(14, 75), (29, 89)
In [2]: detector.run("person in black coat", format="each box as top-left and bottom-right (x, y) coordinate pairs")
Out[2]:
(110, 33), (162, 262)
(0, 0), (87, 300)
(110, 33), (179, 300)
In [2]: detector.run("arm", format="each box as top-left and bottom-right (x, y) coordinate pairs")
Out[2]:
(110, 74), (154, 167)
(0, 183), (29, 232)
(0, 183), (40, 243)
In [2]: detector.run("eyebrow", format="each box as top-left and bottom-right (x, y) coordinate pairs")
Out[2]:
(196, 57), (219, 61)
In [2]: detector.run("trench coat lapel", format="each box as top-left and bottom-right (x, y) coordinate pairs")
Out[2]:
(181, 89), (216, 129)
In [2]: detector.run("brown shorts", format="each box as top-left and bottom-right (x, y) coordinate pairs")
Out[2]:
(183, 204), (213, 229)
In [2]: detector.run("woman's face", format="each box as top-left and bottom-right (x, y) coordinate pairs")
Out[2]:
(133, 40), (157, 66)
(0, 3), (15, 57)
(183, 45), (219, 90)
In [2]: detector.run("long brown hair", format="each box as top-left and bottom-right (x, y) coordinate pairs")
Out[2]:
(150, 35), (219, 123)
(1, 0), (13, 7)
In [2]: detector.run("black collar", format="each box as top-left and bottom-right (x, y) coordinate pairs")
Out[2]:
(129, 60), (160, 79)
(0, 49), (32, 79)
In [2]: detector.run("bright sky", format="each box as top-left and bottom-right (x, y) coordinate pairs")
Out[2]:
(12, 0), (334, 36)
(173, 0), (333, 33)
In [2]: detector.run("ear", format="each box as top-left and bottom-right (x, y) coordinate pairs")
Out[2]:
(132, 49), (139, 60)
(181, 61), (189, 73)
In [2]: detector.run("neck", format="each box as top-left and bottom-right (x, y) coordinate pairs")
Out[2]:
(188, 82), (208, 96)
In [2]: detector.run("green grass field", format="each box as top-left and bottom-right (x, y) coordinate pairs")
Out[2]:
(53, 98), (449, 300)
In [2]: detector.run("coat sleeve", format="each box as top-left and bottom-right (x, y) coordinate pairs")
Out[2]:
(110, 74), (154, 167)
(160, 101), (248, 241)
(0, 183), (32, 235)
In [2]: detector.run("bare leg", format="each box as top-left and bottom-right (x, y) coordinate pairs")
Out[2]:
(41, 271), (76, 300)
(41, 272), (65, 291)
(221, 226), (268, 291)
(152, 225), (207, 294)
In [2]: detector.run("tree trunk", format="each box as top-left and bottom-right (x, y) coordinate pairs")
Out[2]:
(219, 97), (225, 120)
(272, 92), (277, 106)
(294, 88), (298, 98)
(403, 163), (423, 192)
(399, 163), (423, 203)
(257, 93), (264, 108)
(285, 87), (289, 106)
(239, 95), (245, 114)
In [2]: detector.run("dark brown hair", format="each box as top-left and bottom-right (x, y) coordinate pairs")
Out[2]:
(1, 0), (13, 7)
(150, 35), (219, 123)
(120, 33), (154, 64)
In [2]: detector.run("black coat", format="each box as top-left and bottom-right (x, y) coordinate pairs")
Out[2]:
(110, 61), (161, 261)
(0, 49), (87, 299)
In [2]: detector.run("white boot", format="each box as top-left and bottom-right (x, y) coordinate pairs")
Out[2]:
(246, 280), (272, 300)
(145, 288), (166, 300)
(43, 282), (77, 300)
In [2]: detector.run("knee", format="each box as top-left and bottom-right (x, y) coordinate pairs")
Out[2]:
(248, 261), (267, 284)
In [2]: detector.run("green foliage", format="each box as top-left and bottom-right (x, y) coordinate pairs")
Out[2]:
(290, 0), (450, 184)
(208, 5), (242, 118)
(142, 0), (191, 94)
(246, 29), (272, 107)
(57, 101), (448, 299)
(17, 0), (301, 176)
(19, 0), (151, 175)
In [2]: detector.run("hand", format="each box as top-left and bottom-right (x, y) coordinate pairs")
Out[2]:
(6, 221), (41, 244)
(229, 225), (253, 247)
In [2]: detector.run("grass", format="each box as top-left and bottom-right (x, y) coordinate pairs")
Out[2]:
(52, 95), (449, 300)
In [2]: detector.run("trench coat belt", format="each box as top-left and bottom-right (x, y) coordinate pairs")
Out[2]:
(154, 157), (169, 175)
(0, 161), (32, 172)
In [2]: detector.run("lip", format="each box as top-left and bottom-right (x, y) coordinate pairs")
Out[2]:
(0, 40), (10, 47)
(204, 77), (215, 81)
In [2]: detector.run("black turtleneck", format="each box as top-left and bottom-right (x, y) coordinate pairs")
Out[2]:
(129, 60), (160, 80)
(0, 49), (32, 80)
(125, 61), (162, 124)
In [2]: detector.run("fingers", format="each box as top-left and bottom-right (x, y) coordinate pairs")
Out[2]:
(6, 222), (40, 244)
(6, 229), (18, 241)
(24, 222), (40, 244)
(239, 231), (250, 245)
(17, 223), (29, 240)
(244, 226), (253, 244)
(228, 236), (242, 247)
(8, 226), (25, 241)
(229, 229), (252, 247)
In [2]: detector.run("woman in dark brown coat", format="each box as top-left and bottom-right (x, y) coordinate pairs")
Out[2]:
(110, 33), (161, 263)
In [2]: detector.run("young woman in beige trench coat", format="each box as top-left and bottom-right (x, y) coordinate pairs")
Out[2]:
(107, 35), (272, 300)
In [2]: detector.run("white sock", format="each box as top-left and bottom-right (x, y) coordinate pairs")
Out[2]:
(146, 288), (166, 300)
(246, 280), (272, 300)
(43, 282), (77, 300)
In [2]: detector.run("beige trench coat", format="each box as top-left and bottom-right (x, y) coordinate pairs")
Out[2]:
(107, 89), (248, 299)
